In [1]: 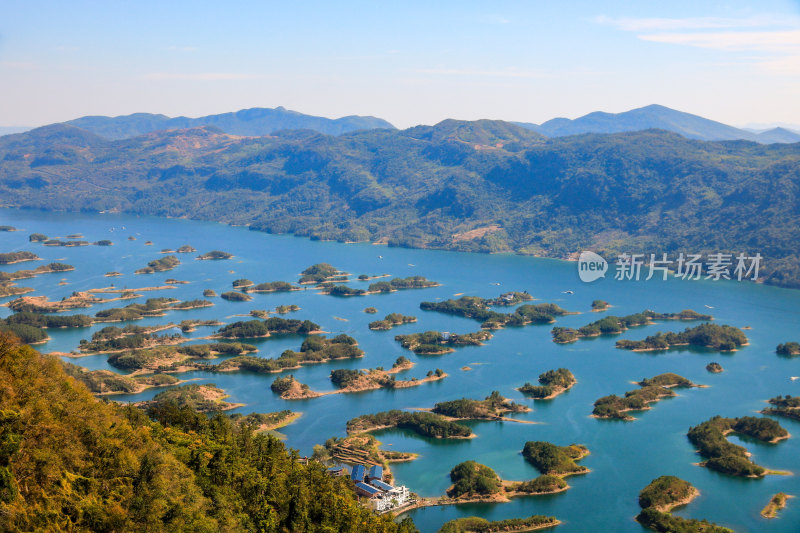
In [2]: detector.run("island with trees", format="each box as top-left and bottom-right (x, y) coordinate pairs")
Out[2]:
(346, 410), (474, 439)
(298, 263), (347, 284)
(761, 492), (792, 519)
(518, 368), (576, 399)
(200, 334), (363, 374)
(215, 317), (321, 339)
(436, 515), (560, 533)
(432, 391), (530, 421)
(62, 361), (181, 394)
(8, 290), (140, 314)
(591, 300), (610, 312)
(366, 276), (440, 293)
(521, 441), (590, 476)
(134, 255), (180, 274)
(551, 309), (712, 343)
(139, 383), (244, 412)
(616, 323), (747, 352)
(394, 330), (493, 354)
(761, 395), (800, 422)
(421, 295), (571, 329)
(776, 342), (800, 356)
(93, 297), (181, 322)
(105, 342), (256, 373)
(220, 290), (252, 302)
(196, 250), (233, 260)
(0, 262), (74, 281)
(314, 433), (418, 483)
(593, 373), (700, 421)
(364, 306), (378, 314)
(636, 476), (731, 533)
(687, 415), (789, 477)
(706, 362), (724, 373)
(369, 313), (417, 330)
(245, 280), (301, 293)
(0, 251), (39, 264)
(270, 375), (322, 399)
(0, 282), (33, 298)
(446, 460), (573, 505)
(1, 311), (92, 343)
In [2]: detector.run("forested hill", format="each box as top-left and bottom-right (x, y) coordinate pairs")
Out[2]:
(1, 120), (799, 287)
(65, 106), (395, 139)
(0, 333), (416, 531)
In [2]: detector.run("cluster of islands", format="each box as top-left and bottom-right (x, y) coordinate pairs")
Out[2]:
(1, 233), (798, 532)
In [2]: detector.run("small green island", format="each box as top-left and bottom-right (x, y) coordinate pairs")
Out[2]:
(616, 323), (747, 352)
(776, 342), (800, 356)
(62, 361), (181, 394)
(636, 476), (731, 533)
(437, 515), (560, 533)
(0, 225), (16, 231)
(420, 294), (570, 329)
(522, 441), (589, 476)
(198, 334), (363, 374)
(687, 415), (789, 477)
(706, 362), (724, 373)
(593, 373), (700, 421)
(244, 281), (301, 293)
(369, 313), (417, 330)
(0, 262), (74, 281)
(1, 311), (93, 344)
(551, 309), (712, 343)
(591, 299), (610, 312)
(394, 330), (493, 354)
(197, 250), (233, 260)
(139, 383), (244, 412)
(761, 395), (800, 421)
(431, 391), (530, 421)
(518, 368), (576, 399)
(364, 306), (378, 314)
(347, 410), (473, 439)
(365, 276), (440, 293)
(761, 492), (792, 519)
(446, 460), (568, 503)
(105, 342), (256, 372)
(298, 263), (347, 284)
(215, 317), (321, 338)
(203, 289), (217, 297)
(220, 290), (252, 302)
(134, 255), (180, 274)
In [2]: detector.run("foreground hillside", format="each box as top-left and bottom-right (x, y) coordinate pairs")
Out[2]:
(1, 121), (799, 287)
(0, 333), (415, 532)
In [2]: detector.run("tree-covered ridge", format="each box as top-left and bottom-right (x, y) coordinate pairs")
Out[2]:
(394, 330), (493, 354)
(346, 410), (473, 439)
(299, 263), (345, 284)
(521, 441), (589, 476)
(367, 276), (440, 292)
(593, 373), (697, 420)
(0, 334), (416, 532)
(616, 323), (747, 352)
(687, 415), (789, 477)
(636, 476), (731, 533)
(432, 391), (529, 420)
(420, 295), (570, 329)
(518, 368), (576, 399)
(2, 123), (800, 287)
(551, 309), (712, 343)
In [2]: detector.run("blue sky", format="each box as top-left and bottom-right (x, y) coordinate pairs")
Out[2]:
(1, 0), (799, 129)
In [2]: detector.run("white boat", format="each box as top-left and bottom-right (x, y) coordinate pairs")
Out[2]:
(791, 376), (799, 381)
(704, 305), (714, 309)
(562, 290), (574, 294)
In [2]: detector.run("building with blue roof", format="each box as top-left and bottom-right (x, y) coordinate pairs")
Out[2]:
(369, 479), (394, 492)
(367, 465), (383, 480)
(350, 464), (366, 482)
(355, 482), (382, 497)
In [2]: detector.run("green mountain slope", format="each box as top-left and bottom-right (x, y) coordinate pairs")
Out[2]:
(65, 106), (395, 139)
(0, 333), (416, 532)
(1, 121), (799, 287)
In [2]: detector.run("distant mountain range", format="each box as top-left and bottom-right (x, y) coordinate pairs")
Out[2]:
(1, 118), (799, 288)
(2, 104), (799, 144)
(514, 104), (800, 144)
(64, 106), (396, 139)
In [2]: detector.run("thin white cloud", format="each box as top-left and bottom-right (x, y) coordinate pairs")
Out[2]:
(641, 30), (800, 53)
(142, 72), (262, 81)
(595, 14), (800, 32)
(416, 67), (550, 79)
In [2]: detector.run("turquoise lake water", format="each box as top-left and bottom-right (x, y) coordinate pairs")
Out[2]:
(2, 207), (800, 532)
